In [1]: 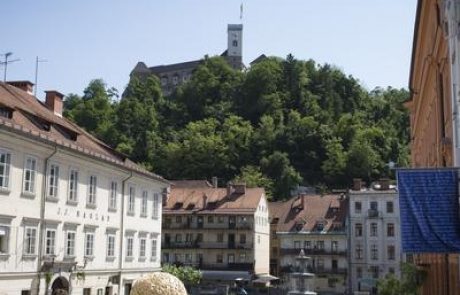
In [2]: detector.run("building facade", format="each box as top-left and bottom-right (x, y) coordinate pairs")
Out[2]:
(130, 24), (243, 96)
(348, 180), (401, 295)
(161, 182), (270, 283)
(406, 0), (460, 294)
(271, 194), (348, 295)
(0, 81), (168, 295)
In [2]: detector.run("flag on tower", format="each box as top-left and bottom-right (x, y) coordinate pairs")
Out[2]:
(240, 2), (243, 20)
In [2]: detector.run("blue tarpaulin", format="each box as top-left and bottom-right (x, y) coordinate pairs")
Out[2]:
(397, 169), (460, 253)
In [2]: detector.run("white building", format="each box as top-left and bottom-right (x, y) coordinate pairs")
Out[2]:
(348, 179), (401, 295)
(0, 81), (169, 295)
(270, 194), (349, 295)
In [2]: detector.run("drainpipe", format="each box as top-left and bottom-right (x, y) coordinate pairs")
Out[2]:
(118, 171), (133, 295)
(36, 145), (59, 295)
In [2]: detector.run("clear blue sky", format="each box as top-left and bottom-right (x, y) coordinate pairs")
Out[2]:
(2, 0), (417, 99)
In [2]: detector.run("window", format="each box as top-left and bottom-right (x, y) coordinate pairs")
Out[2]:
(141, 191), (148, 217)
(0, 150), (11, 189)
(370, 223), (378, 237)
(45, 229), (56, 255)
(316, 257), (324, 269)
(68, 169), (78, 202)
(23, 156), (37, 194)
(294, 241), (301, 249)
(387, 245), (395, 260)
(24, 227), (37, 255)
(126, 237), (134, 258)
(185, 233), (192, 242)
(128, 186), (135, 214)
(371, 244), (378, 260)
(355, 223), (363, 237)
(152, 193), (160, 219)
(370, 265), (379, 278)
(216, 254), (223, 263)
(0, 108), (12, 119)
(355, 245), (363, 259)
(87, 175), (97, 206)
(196, 233), (203, 242)
(232, 40), (238, 47)
(387, 223), (395, 237)
(160, 77), (167, 86)
(83, 288), (91, 295)
(354, 201), (362, 213)
(21, 291), (31, 295)
(65, 231), (76, 257)
(47, 164), (59, 198)
(208, 216), (214, 223)
(185, 253), (192, 263)
(331, 241), (338, 252)
(370, 201), (378, 210)
(163, 252), (170, 263)
(386, 201), (394, 213)
(304, 241), (311, 249)
(172, 75), (179, 85)
(240, 234), (246, 244)
(139, 238), (146, 258)
(357, 267), (363, 279)
(85, 233), (94, 257)
(175, 234), (182, 242)
(0, 226), (9, 253)
(239, 253), (246, 262)
(218, 216), (224, 223)
(109, 181), (117, 210)
(316, 241), (324, 250)
(151, 237), (157, 261)
(217, 233), (223, 243)
(389, 267), (395, 274)
(176, 216), (182, 224)
(107, 235), (115, 257)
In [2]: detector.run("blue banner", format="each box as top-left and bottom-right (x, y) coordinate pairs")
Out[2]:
(397, 169), (460, 253)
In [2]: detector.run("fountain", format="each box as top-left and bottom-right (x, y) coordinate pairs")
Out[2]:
(288, 249), (317, 295)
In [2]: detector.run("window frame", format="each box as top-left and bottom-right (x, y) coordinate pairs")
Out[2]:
(47, 163), (60, 199)
(45, 229), (56, 256)
(0, 148), (11, 190)
(109, 181), (118, 211)
(24, 226), (37, 256)
(126, 236), (134, 258)
(87, 175), (97, 207)
(22, 155), (37, 195)
(152, 193), (160, 219)
(65, 230), (76, 257)
(141, 190), (148, 217)
(128, 186), (136, 215)
(85, 232), (95, 257)
(151, 237), (157, 261)
(107, 234), (116, 258)
(68, 168), (79, 203)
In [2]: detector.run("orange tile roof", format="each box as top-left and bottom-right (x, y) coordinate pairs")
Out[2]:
(171, 180), (213, 188)
(164, 186), (265, 214)
(0, 82), (167, 182)
(269, 194), (348, 233)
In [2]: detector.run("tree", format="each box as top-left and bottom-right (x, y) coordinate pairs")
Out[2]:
(377, 263), (426, 295)
(162, 264), (202, 286)
(233, 165), (274, 198)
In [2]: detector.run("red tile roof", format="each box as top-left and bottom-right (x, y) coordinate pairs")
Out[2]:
(0, 81), (167, 182)
(171, 180), (213, 188)
(164, 185), (265, 214)
(269, 194), (348, 233)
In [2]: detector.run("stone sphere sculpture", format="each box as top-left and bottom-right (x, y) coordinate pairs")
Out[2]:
(130, 272), (188, 295)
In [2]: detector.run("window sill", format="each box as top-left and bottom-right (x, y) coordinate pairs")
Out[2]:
(106, 256), (116, 262)
(108, 207), (117, 213)
(84, 255), (95, 260)
(86, 203), (97, 209)
(140, 214), (148, 218)
(0, 188), (11, 195)
(21, 191), (36, 199)
(138, 257), (146, 262)
(22, 254), (38, 259)
(0, 253), (10, 259)
(46, 196), (59, 202)
(150, 257), (157, 262)
(125, 257), (134, 262)
(64, 255), (76, 261)
(66, 200), (78, 206)
(152, 216), (159, 220)
(127, 211), (135, 216)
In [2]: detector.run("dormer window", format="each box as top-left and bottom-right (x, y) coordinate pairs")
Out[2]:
(315, 222), (325, 232)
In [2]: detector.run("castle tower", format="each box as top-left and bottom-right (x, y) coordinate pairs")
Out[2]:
(226, 24), (243, 69)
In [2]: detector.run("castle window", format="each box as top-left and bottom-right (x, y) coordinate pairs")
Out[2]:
(161, 77), (168, 86)
(0, 107), (12, 119)
(172, 75), (179, 85)
(232, 40), (238, 47)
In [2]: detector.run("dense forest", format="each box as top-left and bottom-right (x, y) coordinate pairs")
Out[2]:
(64, 55), (410, 200)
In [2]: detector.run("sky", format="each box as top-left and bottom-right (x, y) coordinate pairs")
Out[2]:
(1, 0), (417, 99)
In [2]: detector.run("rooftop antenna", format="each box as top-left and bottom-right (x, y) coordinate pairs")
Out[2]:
(1, 52), (20, 82)
(34, 56), (48, 97)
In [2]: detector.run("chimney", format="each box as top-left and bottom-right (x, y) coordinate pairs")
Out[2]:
(212, 176), (218, 188)
(202, 194), (208, 209)
(7, 81), (34, 95)
(353, 178), (362, 191)
(45, 90), (64, 117)
(234, 183), (246, 194)
(380, 178), (390, 190)
(227, 182), (235, 196)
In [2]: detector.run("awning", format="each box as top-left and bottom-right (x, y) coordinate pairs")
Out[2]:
(201, 270), (251, 281)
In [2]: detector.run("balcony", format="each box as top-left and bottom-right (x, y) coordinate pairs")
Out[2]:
(162, 241), (253, 250)
(367, 209), (381, 218)
(280, 248), (346, 256)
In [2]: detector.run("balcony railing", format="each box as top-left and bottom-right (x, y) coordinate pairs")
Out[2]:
(280, 248), (346, 256)
(162, 223), (253, 230)
(162, 241), (253, 250)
